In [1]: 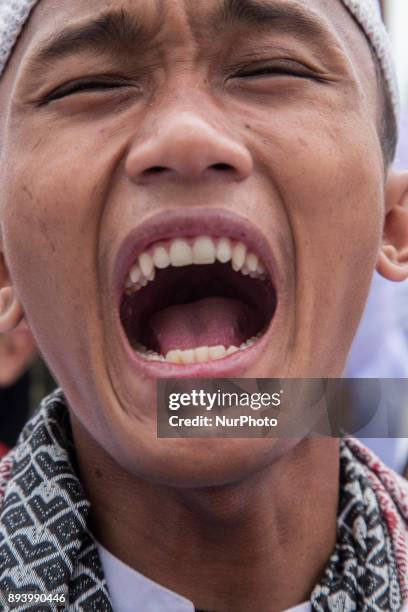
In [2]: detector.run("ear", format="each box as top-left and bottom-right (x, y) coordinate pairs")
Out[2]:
(377, 171), (408, 282)
(0, 236), (24, 333)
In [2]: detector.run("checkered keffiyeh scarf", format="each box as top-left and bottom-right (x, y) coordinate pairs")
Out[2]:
(0, 391), (407, 611)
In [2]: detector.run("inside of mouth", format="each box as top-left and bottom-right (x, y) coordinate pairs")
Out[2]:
(120, 261), (277, 363)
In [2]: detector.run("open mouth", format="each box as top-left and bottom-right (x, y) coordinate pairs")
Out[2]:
(119, 234), (277, 366)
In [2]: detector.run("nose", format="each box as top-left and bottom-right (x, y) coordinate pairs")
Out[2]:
(125, 112), (253, 184)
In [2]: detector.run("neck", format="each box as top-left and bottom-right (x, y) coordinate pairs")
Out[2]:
(72, 420), (339, 612)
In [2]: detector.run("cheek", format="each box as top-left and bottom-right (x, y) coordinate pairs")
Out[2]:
(288, 141), (383, 275)
(0, 151), (104, 379)
(245, 99), (383, 233)
(253, 107), (384, 277)
(247, 107), (384, 371)
(287, 128), (383, 367)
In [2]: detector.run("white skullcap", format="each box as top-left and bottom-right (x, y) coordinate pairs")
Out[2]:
(0, 0), (400, 124)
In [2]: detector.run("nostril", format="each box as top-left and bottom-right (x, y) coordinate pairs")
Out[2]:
(211, 163), (234, 172)
(142, 163), (235, 180)
(144, 166), (169, 175)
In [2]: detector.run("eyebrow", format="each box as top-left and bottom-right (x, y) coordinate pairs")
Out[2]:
(210, 0), (333, 42)
(33, 9), (159, 65)
(32, 1), (336, 68)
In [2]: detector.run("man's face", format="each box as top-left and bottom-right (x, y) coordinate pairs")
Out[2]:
(0, 0), (386, 485)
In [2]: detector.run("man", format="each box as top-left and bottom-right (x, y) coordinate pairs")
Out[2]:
(0, 0), (407, 611)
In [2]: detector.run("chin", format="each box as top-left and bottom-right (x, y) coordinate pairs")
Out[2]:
(107, 428), (299, 489)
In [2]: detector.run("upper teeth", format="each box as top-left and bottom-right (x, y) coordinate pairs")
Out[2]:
(126, 235), (267, 292)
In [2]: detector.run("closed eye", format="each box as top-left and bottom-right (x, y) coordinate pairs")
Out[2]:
(40, 76), (138, 105)
(233, 59), (322, 81)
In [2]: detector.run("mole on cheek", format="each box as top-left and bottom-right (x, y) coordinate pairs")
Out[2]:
(22, 185), (34, 200)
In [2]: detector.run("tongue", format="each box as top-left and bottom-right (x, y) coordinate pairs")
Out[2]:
(148, 297), (259, 355)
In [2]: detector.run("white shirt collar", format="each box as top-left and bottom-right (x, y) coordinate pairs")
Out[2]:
(97, 541), (194, 612)
(96, 541), (311, 612)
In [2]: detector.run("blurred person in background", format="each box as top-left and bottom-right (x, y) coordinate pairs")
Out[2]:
(0, 324), (36, 454)
(0, 326), (55, 455)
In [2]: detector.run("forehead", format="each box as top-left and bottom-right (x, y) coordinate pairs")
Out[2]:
(13, 0), (374, 60)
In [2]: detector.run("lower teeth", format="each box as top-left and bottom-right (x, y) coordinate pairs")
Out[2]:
(133, 333), (263, 364)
